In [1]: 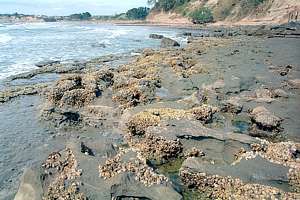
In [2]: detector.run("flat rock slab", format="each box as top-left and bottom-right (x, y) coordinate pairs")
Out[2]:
(14, 167), (43, 200)
(67, 141), (182, 200)
(35, 60), (60, 68)
(111, 173), (182, 200)
(182, 156), (290, 191)
(147, 119), (258, 144)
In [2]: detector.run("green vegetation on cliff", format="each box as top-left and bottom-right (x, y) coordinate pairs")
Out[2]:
(213, 0), (266, 20)
(189, 7), (214, 24)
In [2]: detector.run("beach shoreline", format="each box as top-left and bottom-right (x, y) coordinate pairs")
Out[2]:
(1, 22), (300, 200)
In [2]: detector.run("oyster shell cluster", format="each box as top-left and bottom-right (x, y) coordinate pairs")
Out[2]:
(99, 147), (169, 187)
(180, 169), (300, 199)
(42, 148), (85, 200)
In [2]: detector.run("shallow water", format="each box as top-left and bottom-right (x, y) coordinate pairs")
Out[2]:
(0, 22), (189, 80)
(232, 120), (250, 133)
(0, 96), (58, 199)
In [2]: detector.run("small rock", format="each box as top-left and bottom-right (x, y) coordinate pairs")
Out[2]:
(149, 34), (164, 39)
(80, 142), (94, 156)
(288, 79), (300, 89)
(183, 32), (192, 36)
(196, 89), (207, 104)
(273, 89), (288, 98)
(221, 97), (243, 114)
(160, 37), (180, 48)
(184, 147), (205, 158)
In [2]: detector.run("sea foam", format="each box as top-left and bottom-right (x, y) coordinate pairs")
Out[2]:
(0, 61), (36, 80)
(0, 34), (13, 44)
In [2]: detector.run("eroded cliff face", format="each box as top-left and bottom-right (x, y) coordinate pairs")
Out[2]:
(146, 0), (300, 25)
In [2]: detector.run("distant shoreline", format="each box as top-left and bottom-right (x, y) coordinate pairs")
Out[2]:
(1, 18), (291, 30)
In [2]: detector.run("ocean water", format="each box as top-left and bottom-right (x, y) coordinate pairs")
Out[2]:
(0, 22), (187, 80)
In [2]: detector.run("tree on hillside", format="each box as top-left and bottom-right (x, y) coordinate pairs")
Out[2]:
(147, 0), (191, 11)
(69, 12), (92, 20)
(159, 0), (176, 11)
(126, 7), (150, 20)
(81, 12), (92, 19)
(147, 0), (157, 6)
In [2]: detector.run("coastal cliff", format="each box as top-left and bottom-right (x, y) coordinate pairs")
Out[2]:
(146, 0), (300, 25)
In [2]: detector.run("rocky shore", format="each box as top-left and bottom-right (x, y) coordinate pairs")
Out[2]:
(1, 22), (300, 200)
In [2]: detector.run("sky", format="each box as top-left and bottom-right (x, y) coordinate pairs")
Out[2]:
(0, 0), (149, 16)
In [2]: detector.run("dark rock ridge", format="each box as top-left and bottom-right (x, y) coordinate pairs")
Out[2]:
(149, 34), (164, 39)
(35, 60), (60, 68)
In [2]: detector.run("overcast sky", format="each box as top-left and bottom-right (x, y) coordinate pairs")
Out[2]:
(0, 0), (149, 16)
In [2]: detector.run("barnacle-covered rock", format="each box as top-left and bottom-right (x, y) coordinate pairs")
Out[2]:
(42, 148), (86, 200)
(112, 57), (160, 108)
(189, 105), (218, 123)
(46, 73), (100, 108)
(180, 169), (299, 200)
(99, 148), (169, 187)
(184, 147), (205, 158)
(0, 83), (48, 103)
(235, 140), (299, 168)
(132, 133), (183, 163)
(250, 106), (282, 131)
(289, 167), (300, 193)
(234, 140), (300, 193)
(126, 105), (218, 136)
(126, 111), (160, 135)
(41, 69), (115, 126)
(221, 96), (243, 114)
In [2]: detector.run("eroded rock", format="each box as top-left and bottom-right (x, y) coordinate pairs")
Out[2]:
(182, 156), (289, 188)
(126, 105), (218, 136)
(250, 106), (282, 131)
(41, 149), (86, 200)
(180, 168), (299, 200)
(14, 168), (43, 200)
(161, 37), (180, 48)
(234, 140), (300, 193)
(288, 79), (300, 89)
(149, 34), (164, 39)
(221, 96), (243, 114)
(110, 172), (182, 200)
(131, 133), (183, 164)
(0, 83), (48, 103)
(41, 69), (114, 126)
(35, 60), (60, 68)
(99, 148), (170, 186)
(46, 73), (99, 108)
